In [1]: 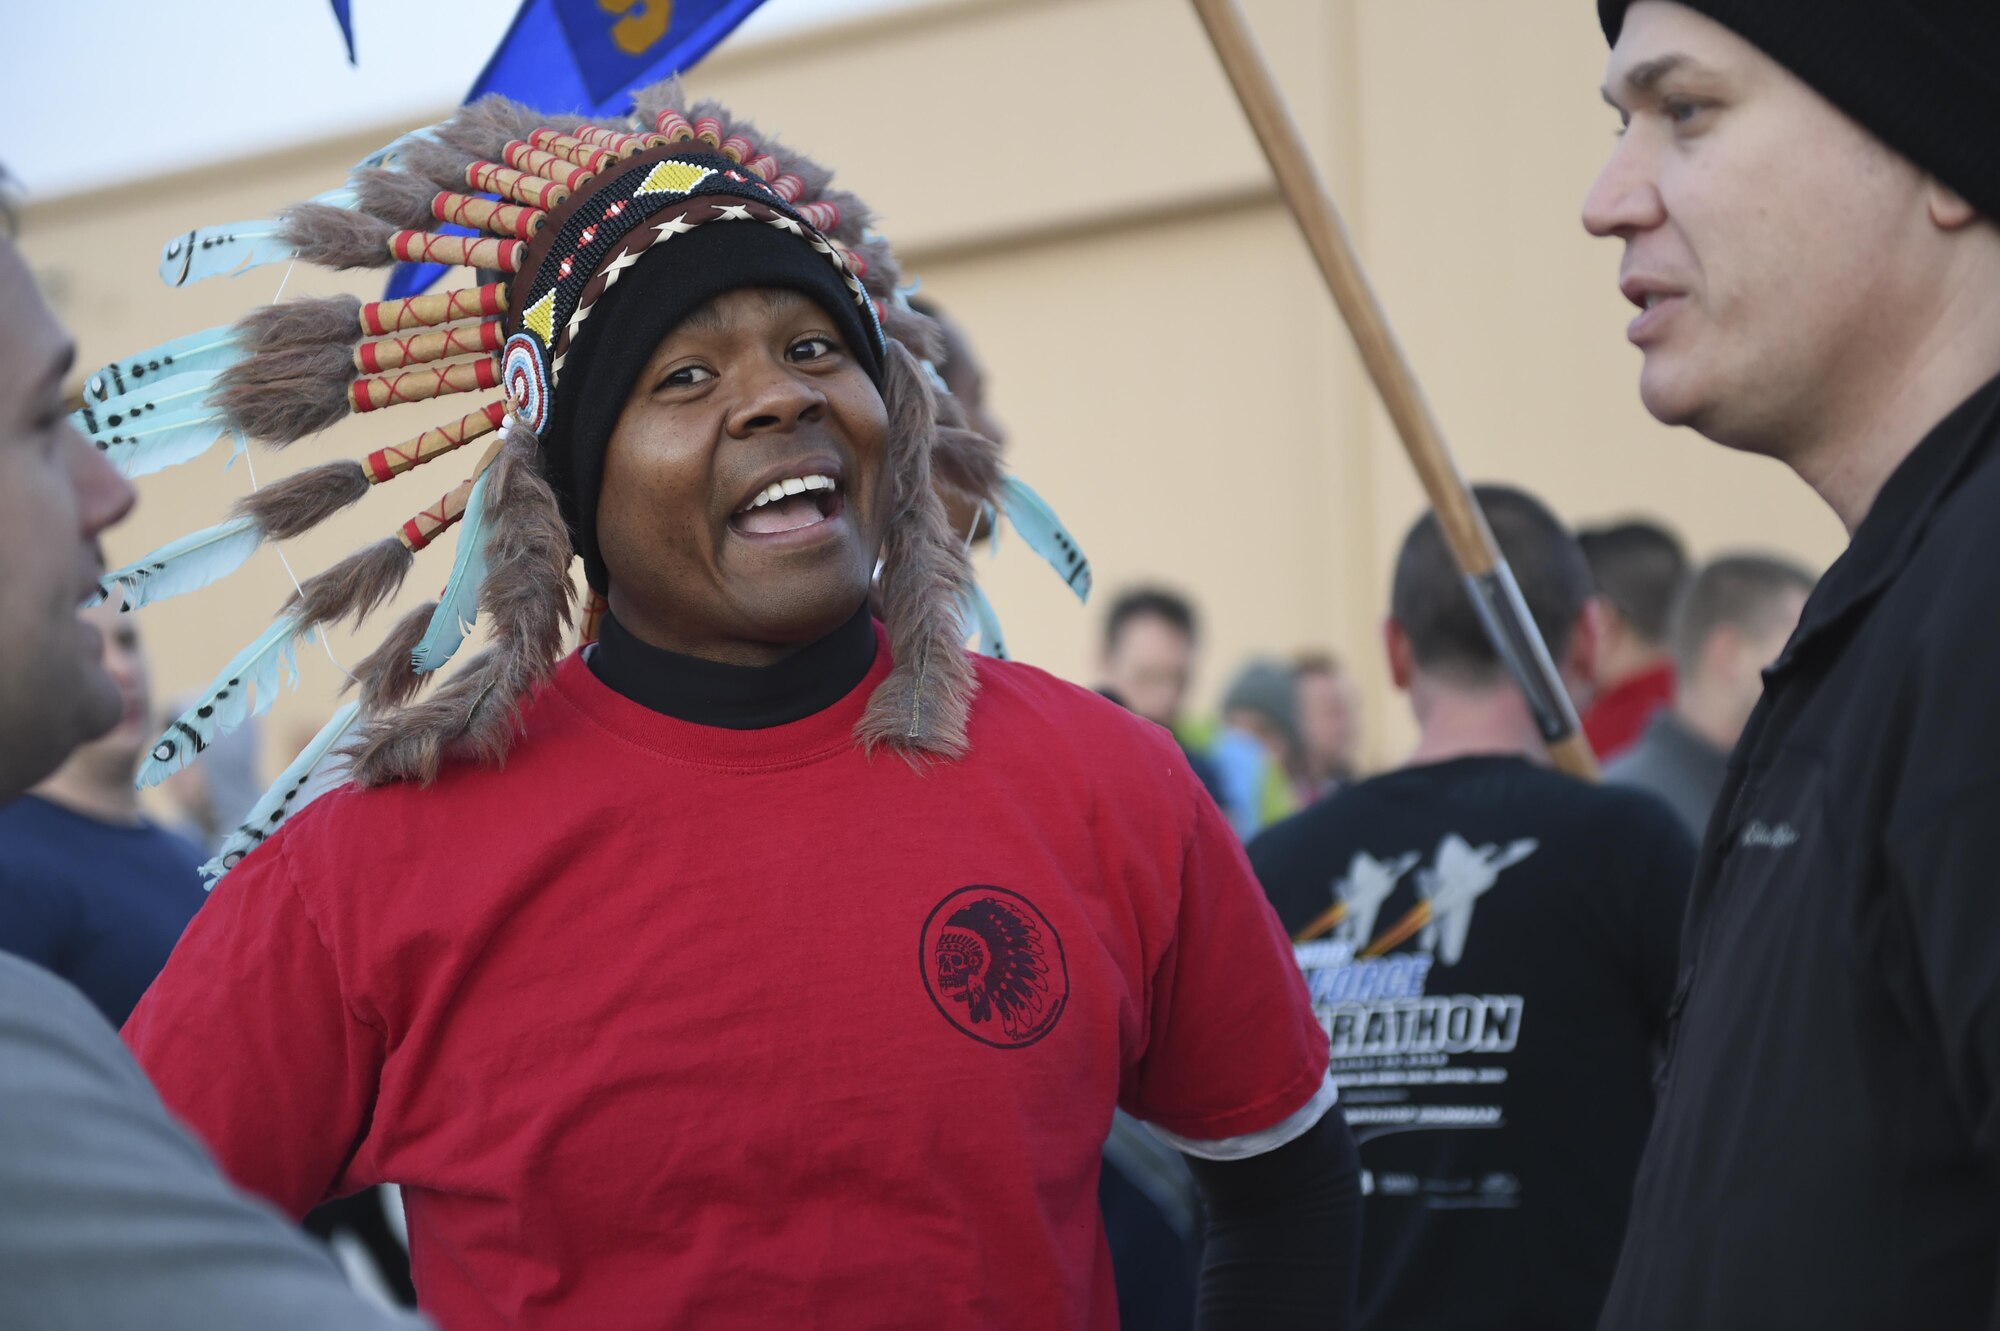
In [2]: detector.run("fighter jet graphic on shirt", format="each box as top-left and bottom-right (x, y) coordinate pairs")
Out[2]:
(1331, 850), (1421, 950)
(1414, 834), (1539, 966)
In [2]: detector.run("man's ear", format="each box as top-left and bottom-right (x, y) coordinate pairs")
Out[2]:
(1703, 623), (1747, 684)
(1563, 599), (1604, 703)
(1384, 618), (1415, 692)
(1928, 179), (1980, 231)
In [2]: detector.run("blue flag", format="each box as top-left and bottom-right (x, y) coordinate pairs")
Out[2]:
(381, 0), (772, 299)
(330, 0), (356, 62)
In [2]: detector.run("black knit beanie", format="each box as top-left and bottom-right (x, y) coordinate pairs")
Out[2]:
(536, 220), (885, 593)
(1598, 1), (2000, 223)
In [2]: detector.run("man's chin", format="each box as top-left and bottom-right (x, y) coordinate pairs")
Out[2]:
(739, 579), (872, 645)
(1638, 361), (1711, 431)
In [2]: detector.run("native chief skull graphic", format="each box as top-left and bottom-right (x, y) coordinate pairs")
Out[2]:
(923, 888), (1068, 1047)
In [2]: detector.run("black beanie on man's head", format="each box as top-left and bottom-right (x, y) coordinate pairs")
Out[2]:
(1598, 0), (2000, 223)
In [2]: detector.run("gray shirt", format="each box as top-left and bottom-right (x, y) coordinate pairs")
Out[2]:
(1606, 710), (1729, 842)
(0, 953), (430, 1331)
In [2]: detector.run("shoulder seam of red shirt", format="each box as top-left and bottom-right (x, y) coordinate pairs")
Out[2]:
(275, 824), (387, 1040)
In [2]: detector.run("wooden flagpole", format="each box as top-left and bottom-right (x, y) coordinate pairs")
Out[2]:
(1190, 0), (1600, 799)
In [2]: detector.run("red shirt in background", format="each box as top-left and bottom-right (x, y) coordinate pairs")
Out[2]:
(1583, 662), (1676, 761)
(124, 632), (1328, 1330)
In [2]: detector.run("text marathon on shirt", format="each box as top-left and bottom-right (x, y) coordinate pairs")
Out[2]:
(1297, 835), (1534, 1176)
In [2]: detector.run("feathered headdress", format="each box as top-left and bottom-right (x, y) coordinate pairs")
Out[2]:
(85, 79), (1089, 880)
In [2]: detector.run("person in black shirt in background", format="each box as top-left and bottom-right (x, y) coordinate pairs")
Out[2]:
(1587, 4), (2000, 1326)
(1250, 485), (1695, 1331)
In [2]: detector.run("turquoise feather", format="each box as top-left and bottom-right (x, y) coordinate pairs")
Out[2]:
(999, 475), (1091, 602)
(75, 369), (222, 439)
(83, 327), (242, 403)
(410, 467), (494, 674)
(158, 220), (295, 287)
(102, 414), (241, 478)
(89, 514), (262, 612)
(963, 581), (1010, 660)
(137, 615), (312, 788)
(202, 702), (361, 884)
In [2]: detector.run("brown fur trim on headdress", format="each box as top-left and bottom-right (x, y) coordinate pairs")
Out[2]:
(930, 426), (1006, 509)
(855, 340), (978, 759)
(215, 341), (354, 444)
(354, 167), (449, 231)
(286, 537), (414, 631)
(348, 422), (574, 786)
(239, 295), (361, 356)
(435, 96), (548, 163)
(277, 204), (397, 271)
(233, 459), (371, 539)
(393, 137), (479, 192)
(349, 601), (436, 713)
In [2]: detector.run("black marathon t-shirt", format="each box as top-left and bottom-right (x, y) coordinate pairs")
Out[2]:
(1248, 755), (1694, 1331)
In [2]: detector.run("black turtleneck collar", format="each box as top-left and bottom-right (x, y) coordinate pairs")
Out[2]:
(587, 603), (877, 729)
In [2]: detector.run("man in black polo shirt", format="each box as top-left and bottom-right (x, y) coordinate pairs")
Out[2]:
(1250, 486), (1694, 1330)
(1586, 4), (2000, 1327)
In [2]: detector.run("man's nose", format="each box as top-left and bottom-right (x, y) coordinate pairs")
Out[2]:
(730, 360), (826, 437)
(66, 431), (136, 540)
(1581, 134), (1665, 239)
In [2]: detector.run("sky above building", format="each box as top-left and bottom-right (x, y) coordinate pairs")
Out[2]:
(4, 0), (912, 200)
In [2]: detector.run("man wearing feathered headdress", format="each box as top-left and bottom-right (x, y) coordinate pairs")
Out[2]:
(116, 84), (1357, 1328)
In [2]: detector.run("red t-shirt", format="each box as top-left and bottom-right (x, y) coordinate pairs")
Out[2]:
(125, 630), (1327, 1330)
(1582, 662), (1676, 761)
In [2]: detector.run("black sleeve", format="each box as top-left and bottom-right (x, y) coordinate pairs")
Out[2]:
(1180, 1109), (1361, 1330)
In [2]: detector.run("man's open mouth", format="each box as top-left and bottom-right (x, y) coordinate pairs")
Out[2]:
(730, 473), (842, 536)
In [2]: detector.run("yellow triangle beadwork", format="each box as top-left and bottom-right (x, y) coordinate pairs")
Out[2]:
(521, 291), (557, 343)
(634, 161), (715, 196)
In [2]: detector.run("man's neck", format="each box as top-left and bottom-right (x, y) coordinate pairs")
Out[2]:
(1672, 687), (1741, 757)
(33, 762), (142, 827)
(1404, 680), (1549, 769)
(1600, 647), (1670, 694)
(1787, 276), (2000, 534)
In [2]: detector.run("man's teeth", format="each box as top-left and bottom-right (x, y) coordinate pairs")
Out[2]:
(743, 474), (837, 512)
(1645, 293), (1664, 310)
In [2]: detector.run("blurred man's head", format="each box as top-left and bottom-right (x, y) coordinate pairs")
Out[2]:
(37, 594), (154, 799)
(1578, 519), (1687, 686)
(0, 236), (136, 800)
(1586, 2), (2000, 511)
(1220, 658), (1304, 779)
(1294, 651), (1361, 785)
(1101, 587), (1200, 728)
(1670, 553), (1814, 751)
(1387, 486), (1597, 716)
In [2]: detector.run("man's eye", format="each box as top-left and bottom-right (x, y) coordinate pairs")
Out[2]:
(1662, 98), (1707, 126)
(660, 364), (714, 388)
(788, 336), (836, 363)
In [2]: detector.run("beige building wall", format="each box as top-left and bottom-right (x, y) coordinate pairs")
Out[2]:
(20, 0), (1846, 786)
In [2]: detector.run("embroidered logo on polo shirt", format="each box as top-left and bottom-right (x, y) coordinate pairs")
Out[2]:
(920, 886), (1068, 1049)
(1739, 820), (1800, 851)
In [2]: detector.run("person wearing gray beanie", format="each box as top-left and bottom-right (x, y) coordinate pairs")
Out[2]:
(1585, 6), (2000, 1330)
